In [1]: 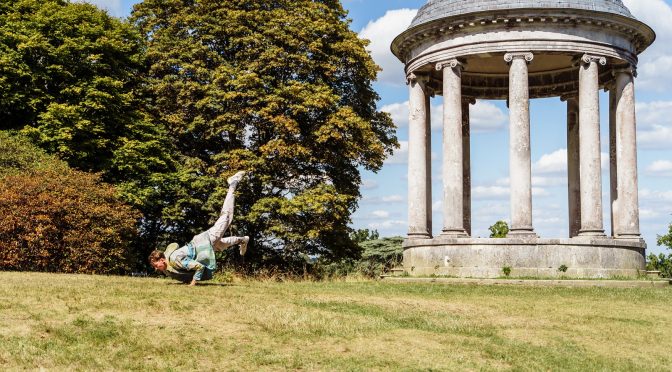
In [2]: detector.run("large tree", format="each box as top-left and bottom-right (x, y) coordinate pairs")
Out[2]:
(0, 0), (183, 262)
(131, 0), (397, 263)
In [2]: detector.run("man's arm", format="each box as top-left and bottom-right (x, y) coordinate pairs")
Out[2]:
(173, 254), (206, 285)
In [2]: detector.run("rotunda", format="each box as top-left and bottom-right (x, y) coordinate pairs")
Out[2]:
(391, 0), (655, 277)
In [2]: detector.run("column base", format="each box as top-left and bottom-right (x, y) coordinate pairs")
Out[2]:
(578, 229), (606, 237)
(440, 229), (469, 238)
(507, 229), (537, 238)
(407, 232), (432, 240)
(615, 234), (643, 243)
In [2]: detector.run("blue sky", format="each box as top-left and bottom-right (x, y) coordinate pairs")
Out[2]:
(88, 0), (671, 254)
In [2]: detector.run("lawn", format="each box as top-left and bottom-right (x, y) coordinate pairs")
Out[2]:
(0, 272), (670, 371)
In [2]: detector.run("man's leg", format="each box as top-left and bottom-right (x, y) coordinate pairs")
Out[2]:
(207, 171), (246, 243)
(213, 236), (250, 255)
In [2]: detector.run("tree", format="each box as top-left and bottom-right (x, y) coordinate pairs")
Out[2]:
(489, 221), (509, 238)
(658, 221), (672, 250)
(0, 133), (140, 274)
(0, 0), (186, 263)
(350, 229), (380, 244)
(648, 220), (672, 278)
(131, 0), (398, 264)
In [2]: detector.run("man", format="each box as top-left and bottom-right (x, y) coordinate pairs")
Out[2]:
(148, 171), (249, 285)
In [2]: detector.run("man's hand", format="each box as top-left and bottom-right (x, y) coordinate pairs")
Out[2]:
(189, 279), (197, 286)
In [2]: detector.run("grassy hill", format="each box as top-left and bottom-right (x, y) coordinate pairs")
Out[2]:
(0, 272), (670, 371)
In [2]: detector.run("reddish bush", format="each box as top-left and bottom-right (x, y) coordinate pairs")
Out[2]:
(0, 169), (140, 274)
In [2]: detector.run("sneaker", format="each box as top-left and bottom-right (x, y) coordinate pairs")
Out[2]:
(227, 171), (246, 186)
(239, 236), (250, 256)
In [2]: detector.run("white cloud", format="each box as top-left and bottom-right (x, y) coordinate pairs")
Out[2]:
(74, 0), (125, 17)
(362, 194), (405, 204)
(381, 100), (507, 133)
(361, 179), (379, 190)
(385, 140), (408, 165)
(359, 9), (417, 85)
(622, 0), (672, 92)
(371, 210), (390, 218)
(470, 101), (508, 132)
(382, 195), (404, 203)
(533, 149), (567, 174)
(635, 101), (672, 149)
(473, 186), (509, 200)
(646, 160), (672, 176)
(640, 189), (672, 202)
(368, 220), (406, 229)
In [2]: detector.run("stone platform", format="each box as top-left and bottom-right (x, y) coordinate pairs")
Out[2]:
(403, 237), (646, 278)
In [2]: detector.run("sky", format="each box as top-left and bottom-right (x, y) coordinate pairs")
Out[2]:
(84, 0), (671, 254)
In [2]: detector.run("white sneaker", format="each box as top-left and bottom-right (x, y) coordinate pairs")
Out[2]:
(239, 236), (250, 256)
(227, 171), (246, 186)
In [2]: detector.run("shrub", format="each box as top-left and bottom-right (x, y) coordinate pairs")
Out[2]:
(0, 168), (140, 274)
(309, 236), (404, 279)
(647, 253), (672, 278)
(502, 266), (512, 277)
(489, 221), (509, 238)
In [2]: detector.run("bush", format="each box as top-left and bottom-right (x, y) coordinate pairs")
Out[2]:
(310, 237), (404, 279)
(489, 221), (509, 238)
(0, 168), (140, 275)
(647, 253), (672, 278)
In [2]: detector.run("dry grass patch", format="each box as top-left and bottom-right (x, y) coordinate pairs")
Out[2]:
(0, 272), (670, 371)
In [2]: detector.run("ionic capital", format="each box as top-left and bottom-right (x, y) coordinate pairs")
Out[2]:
(612, 64), (638, 78)
(462, 96), (476, 105)
(406, 72), (430, 86)
(436, 59), (465, 72)
(560, 92), (579, 102)
(581, 54), (607, 66)
(504, 52), (534, 64)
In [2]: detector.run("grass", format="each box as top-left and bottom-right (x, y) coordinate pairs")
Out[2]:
(0, 272), (671, 371)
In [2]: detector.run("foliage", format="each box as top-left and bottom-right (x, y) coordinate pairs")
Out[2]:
(349, 228), (380, 244)
(558, 264), (568, 273)
(658, 222), (672, 250)
(0, 0), (182, 265)
(502, 266), (512, 277)
(131, 0), (398, 264)
(647, 253), (672, 278)
(312, 236), (403, 279)
(489, 220), (510, 238)
(647, 221), (672, 278)
(0, 131), (68, 177)
(0, 168), (140, 275)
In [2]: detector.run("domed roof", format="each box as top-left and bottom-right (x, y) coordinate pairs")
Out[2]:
(410, 0), (635, 29)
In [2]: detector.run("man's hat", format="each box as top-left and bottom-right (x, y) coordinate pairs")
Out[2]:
(165, 242), (179, 252)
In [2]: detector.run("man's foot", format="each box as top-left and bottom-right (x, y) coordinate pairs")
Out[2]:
(227, 171), (246, 186)
(239, 236), (250, 256)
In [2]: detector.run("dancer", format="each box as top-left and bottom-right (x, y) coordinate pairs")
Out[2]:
(148, 171), (249, 285)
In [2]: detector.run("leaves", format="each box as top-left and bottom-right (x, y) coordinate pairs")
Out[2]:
(132, 0), (398, 263)
(0, 134), (140, 274)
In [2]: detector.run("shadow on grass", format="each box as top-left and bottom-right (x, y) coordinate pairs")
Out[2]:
(165, 282), (236, 287)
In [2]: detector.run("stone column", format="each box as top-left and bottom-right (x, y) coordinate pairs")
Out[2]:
(437, 60), (467, 236)
(504, 52), (536, 237)
(563, 94), (581, 238)
(407, 73), (432, 239)
(462, 98), (474, 236)
(578, 54), (606, 237)
(425, 92), (433, 236)
(613, 66), (641, 239)
(609, 85), (617, 237)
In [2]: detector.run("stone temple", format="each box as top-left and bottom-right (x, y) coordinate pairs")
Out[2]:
(391, 0), (655, 277)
